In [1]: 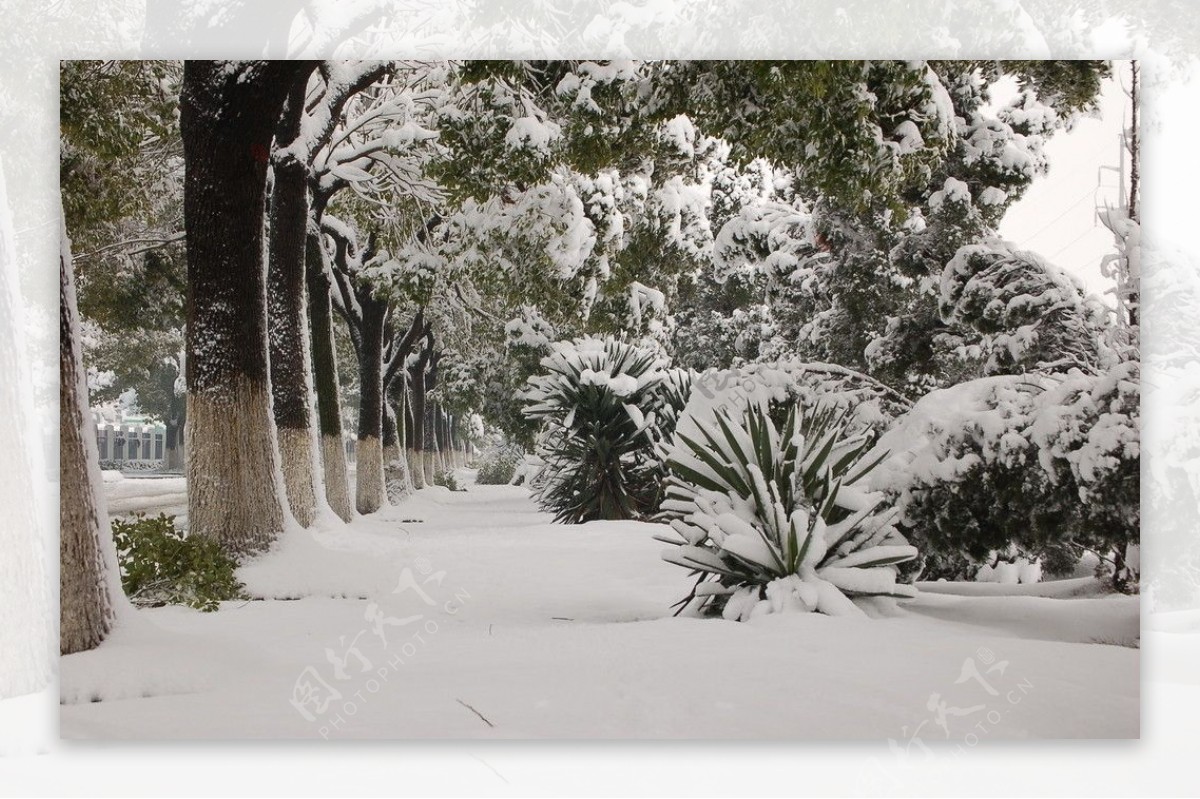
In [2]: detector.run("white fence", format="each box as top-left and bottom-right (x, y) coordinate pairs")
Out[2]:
(94, 421), (168, 468)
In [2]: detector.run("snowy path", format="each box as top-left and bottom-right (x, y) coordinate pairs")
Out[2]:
(63, 474), (1138, 739)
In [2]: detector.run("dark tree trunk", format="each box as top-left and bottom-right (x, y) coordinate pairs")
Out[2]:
(407, 344), (430, 488)
(180, 60), (315, 554)
(60, 236), (116, 655)
(267, 76), (319, 527)
(382, 401), (399, 449)
(355, 294), (387, 512)
(403, 379), (415, 449)
(307, 223), (354, 521)
(164, 392), (186, 471)
(422, 350), (441, 484)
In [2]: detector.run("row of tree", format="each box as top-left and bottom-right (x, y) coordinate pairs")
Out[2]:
(62, 59), (1133, 653)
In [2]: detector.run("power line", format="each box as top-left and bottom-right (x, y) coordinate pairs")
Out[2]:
(1045, 225), (1100, 263)
(1015, 185), (1103, 247)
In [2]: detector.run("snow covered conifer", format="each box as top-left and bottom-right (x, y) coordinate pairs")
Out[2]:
(939, 240), (1115, 376)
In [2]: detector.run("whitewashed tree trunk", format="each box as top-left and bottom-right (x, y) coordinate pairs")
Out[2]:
(186, 379), (286, 552)
(307, 228), (353, 522)
(423, 449), (437, 486)
(277, 427), (318, 525)
(356, 435), (385, 514)
(320, 433), (352, 519)
(267, 79), (319, 528)
(407, 448), (426, 489)
(181, 60), (308, 553)
(59, 229), (122, 656)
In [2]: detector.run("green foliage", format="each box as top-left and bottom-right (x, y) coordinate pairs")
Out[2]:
(111, 514), (246, 611)
(63, 60), (187, 427)
(647, 60), (954, 214)
(1041, 543), (1082, 579)
(939, 241), (1114, 376)
(475, 443), (526, 485)
(658, 401), (916, 618)
(60, 60), (181, 246)
(433, 469), (464, 492)
(523, 337), (688, 523)
(893, 364), (1139, 592)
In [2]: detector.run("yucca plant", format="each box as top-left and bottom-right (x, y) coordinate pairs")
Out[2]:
(658, 401), (917, 619)
(523, 337), (688, 523)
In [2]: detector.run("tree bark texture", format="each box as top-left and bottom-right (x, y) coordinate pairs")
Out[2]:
(180, 60), (314, 553)
(60, 237), (116, 655)
(306, 231), (353, 521)
(268, 78), (318, 527)
(355, 295), (387, 513)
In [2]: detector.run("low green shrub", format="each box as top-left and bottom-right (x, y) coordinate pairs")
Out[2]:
(475, 443), (526, 485)
(111, 513), (246, 611)
(433, 469), (464, 492)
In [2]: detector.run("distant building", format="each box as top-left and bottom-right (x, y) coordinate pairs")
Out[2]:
(91, 411), (168, 469)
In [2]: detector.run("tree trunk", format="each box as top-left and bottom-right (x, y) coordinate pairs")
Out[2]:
(267, 79), (319, 528)
(180, 60), (314, 554)
(60, 233), (117, 655)
(407, 355), (428, 489)
(423, 400), (438, 485)
(422, 348), (440, 485)
(382, 398), (411, 503)
(355, 296), (387, 513)
(164, 392), (186, 472)
(446, 412), (456, 469)
(306, 229), (353, 522)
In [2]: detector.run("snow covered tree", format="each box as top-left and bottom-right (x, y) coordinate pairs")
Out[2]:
(62, 60), (188, 468)
(872, 363), (1139, 591)
(661, 60), (1111, 394)
(180, 59), (316, 553)
(938, 240), (1116, 376)
(60, 229), (121, 654)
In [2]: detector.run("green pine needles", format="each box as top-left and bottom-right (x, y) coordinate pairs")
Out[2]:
(658, 401), (918, 619)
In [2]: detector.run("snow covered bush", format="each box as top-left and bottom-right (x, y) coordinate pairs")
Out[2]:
(433, 469), (465, 492)
(657, 401), (917, 620)
(939, 240), (1116, 376)
(475, 443), (526, 485)
(111, 513), (246, 611)
(872, 363), (1139, 590)
(522, 336), (690, 523)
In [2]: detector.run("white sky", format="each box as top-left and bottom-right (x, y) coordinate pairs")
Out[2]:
(997, 63), (1131, 301)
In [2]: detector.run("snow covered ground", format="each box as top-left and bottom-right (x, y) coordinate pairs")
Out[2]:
(102, 471), (188, 522)
(64, 471), (1138, 740)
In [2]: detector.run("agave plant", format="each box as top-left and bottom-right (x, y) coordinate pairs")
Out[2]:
(523, 337), (689, 523)
(658, 401), (917, 618)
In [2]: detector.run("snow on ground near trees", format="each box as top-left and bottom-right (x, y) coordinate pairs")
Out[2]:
(102, 471), (188, 521)
(62, 472), (1138, 739)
